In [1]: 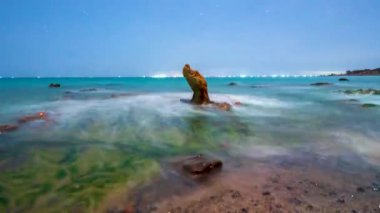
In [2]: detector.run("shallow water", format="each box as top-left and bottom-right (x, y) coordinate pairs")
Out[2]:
(0, 76), (379, 212)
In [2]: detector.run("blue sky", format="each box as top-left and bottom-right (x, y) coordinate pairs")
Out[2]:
(1, 0), (380, 77)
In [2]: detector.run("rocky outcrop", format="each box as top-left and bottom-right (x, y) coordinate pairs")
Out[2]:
(310, 82), (333, 86)
(18, 112), (48, 124)
(183, 64), (210, 104)
(182, 64), (232, 111)
(49, 83), (61, 88)
(182, 154), (222, 175)
(0, 125), (18, 134)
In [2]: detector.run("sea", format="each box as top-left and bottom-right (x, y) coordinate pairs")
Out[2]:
(0, 76), (379, 212)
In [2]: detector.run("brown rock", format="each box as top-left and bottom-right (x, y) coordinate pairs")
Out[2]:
(182, 64), (210, 104)
(182, 154), (222, 175)
(18, 112), (48, 124)
(0, 125), (18, 134)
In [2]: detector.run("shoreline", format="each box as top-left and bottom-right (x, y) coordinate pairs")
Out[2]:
(109, 154), (380, 213)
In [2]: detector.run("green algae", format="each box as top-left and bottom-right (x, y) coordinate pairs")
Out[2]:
(0, 147), (160, 212)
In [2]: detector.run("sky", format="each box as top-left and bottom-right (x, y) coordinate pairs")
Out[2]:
(0, 0), (380, 77)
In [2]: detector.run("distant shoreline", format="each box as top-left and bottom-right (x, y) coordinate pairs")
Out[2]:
(324, 67), (380, 76)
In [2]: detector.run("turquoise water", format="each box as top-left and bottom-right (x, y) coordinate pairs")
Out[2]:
(0, 76), (380, 212)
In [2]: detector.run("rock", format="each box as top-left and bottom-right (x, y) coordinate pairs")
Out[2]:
(49, 83), (61, 88)
(228, 82), (237, 86)
(343, 89), (380, 95)
(0, 125), (18, 134)
(310, 82), (332, 86)
(361, 103), (378, 108)
(182, 64), (210, 104)
(262, 191), (271, 196)
(339, 78), (349, 81)
(212, 102), (232, 111)
(182, 154), (222, 175)
(234, 101), (242, 106)
(336, 198), (345, 204)
(356, 187), (365, 193)
(18, 112), (48, 124)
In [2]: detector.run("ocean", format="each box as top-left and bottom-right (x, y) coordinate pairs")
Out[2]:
(0, 76), (380, 212)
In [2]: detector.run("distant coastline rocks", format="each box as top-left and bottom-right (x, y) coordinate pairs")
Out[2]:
(49, 83), (61, 88)
(182, 64), (232, 111)
(310, 82), (333, 86)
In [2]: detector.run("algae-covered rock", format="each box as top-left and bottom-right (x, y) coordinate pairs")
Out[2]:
(361, 103), (378, 108)
(343, 89), (380, 95)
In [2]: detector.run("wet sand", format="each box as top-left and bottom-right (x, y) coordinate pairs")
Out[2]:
(108, 155), (380, 213)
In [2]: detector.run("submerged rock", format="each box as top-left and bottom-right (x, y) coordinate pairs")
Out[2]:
(339, 78), (349, 81)
(211, 101), (232, 111)
(182, 154), (222, 175)
(49, 83), (61, 88)
(0, 125), (18, 134)
(310, 82), (333, 86)
(361, 103), (378, 108)
(343, 89), (380, 95)
(228, 82), (237, 86)
(18, 112), (48, 124)
(183, 64), (210, 104)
